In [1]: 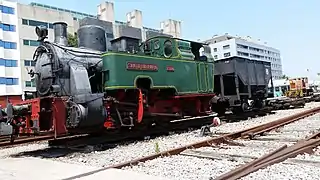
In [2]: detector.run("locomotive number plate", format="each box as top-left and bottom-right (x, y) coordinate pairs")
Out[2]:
(126, 62), (158, 71)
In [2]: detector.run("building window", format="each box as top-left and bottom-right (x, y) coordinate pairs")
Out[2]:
(1, 24), (16, 32)
(24, 60), (30, 66)
(28, 20), (48, 27)
(23, 39), (40, 46)
(21, 19), (54, 29)
(0, 59), (18, 67)
(6, 78), (18, 85)
(1, 5), (15, 15)
(0, 41), (17, 49)
(249, 47), (263, 53)
(2, 24), (9, 31)
(13, 79), (20, 85)
(9, 24), (15, 32)
(0, 78), (19, 85)
(22, 19), (28, 25)
(6, 78), (12, 85)
(24, 60), (35, 66)
(10, 42), (16, 49)
(4, 59), (18, 67)
(23, 40), (29, 45)
(237, 51), (249, 57)
(25, 81), (32, 87)
(4, 42), (10, 49)
(214, 55), (218, 59)
(213, 48), (217, 52)
(25, 80), (36, 87)
(0, 77), (5, 84)
(223, 45), (230, 49)
(30, 40), (40, 46)
(224, 52), (231, 57)
(250, 53), (264, 59)
(237, 44), (248, 49)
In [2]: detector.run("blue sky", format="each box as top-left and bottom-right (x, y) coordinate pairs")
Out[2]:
(17, 0), (320, 79)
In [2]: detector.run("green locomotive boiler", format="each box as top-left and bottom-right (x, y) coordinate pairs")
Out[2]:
(102, 36), (217, 127)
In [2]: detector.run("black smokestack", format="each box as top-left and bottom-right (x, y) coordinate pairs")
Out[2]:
(53, 22), (68, 46)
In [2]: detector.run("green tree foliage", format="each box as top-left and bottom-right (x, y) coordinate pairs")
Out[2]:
(67, 33), (78, 47)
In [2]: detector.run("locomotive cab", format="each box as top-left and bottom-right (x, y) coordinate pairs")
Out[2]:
(102, 35), (216, 126)
(137, 36), (213, 62)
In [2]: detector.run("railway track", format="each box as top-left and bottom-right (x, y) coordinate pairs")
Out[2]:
(215, 131), (320, 180)
(0, 96), (307, 150)
(59, 105), (320, 180)
(0, 108), (274, 149)
(44, 108), (275, 149)
(1, 97), (314, 150)
(47, 116), (217, 149)
(0, 114), (218, 149)
(0, 135), (54, 149)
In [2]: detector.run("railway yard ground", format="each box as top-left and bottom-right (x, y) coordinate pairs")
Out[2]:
(1, 102), (320, 180)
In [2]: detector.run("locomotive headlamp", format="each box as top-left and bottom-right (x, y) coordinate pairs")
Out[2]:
(35, 25), (48, 41)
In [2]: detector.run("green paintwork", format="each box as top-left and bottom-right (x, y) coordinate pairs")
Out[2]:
(102, 36), (215, 95)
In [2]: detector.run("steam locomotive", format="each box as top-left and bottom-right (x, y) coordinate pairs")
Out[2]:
(0, 22), (224, 138)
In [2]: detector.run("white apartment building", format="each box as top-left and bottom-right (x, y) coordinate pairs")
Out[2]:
(0, 0), (21, 96)
(204, 34), (283, 80)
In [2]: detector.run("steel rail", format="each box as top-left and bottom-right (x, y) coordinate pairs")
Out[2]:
(0, 107), (273, 148)
(107, 106), (320, 169)
(48, 115), (216, 148)
(241, 107), (320, 138)
(215, 131), (320, 180)
(0, 135), (54, 148)
(61, 106), (320, 180)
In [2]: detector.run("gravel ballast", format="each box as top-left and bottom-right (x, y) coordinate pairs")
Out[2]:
(0, 102), (319, 180)
(123, 105), (320, 180)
